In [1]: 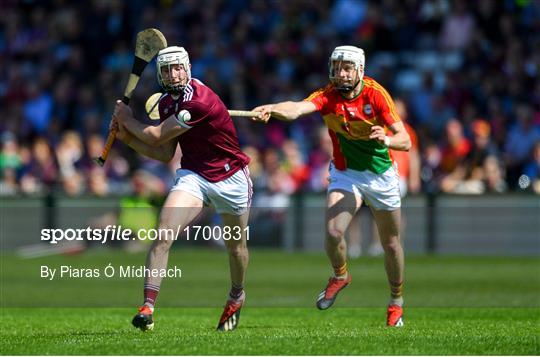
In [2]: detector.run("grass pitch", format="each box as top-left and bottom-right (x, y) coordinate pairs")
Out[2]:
(1, 249), (539, 355)
(2, 307), (538, 355)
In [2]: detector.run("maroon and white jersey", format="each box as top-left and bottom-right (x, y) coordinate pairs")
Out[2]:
(158, 78), (250, 182)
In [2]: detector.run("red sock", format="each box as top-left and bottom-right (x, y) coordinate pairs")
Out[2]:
(143, 284), (160, 307)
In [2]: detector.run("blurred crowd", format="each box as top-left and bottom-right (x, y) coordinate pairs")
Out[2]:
(1, 0), (539, 199)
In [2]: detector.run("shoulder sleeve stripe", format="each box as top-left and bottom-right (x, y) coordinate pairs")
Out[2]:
(367, 81), (400, 122)
(183, 84), (194, 101)
(305, 90), (322, 102)
(304, 86), (327, 102)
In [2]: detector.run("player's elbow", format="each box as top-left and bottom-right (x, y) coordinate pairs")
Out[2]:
(152, 137), (168, 147)
(403, 137), (412, 151)
(397, 132), (411, 151)
(146, 128), (164, 147)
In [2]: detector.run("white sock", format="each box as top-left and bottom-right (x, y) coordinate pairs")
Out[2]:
(334, 272), (349, 280)
(389, 297), (404, 307)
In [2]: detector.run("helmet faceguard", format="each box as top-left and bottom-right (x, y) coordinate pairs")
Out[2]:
(156, 46), (191, 95)
(328, 46), (365, 93)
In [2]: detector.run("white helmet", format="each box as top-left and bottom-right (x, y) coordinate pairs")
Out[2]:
(328, 45), (365, 92)
(156, 46), (191, 94)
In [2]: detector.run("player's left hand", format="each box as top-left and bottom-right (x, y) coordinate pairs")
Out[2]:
(251, 105), (273, 123)
(116, 122), (133, 144)
(113, 100), (133, 124)
(369, 125), (387, 144)
(110, 117), (133, 144)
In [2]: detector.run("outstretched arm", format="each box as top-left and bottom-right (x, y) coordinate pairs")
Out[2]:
(251, 101), (317, 123)
(114, 100), (189, 146)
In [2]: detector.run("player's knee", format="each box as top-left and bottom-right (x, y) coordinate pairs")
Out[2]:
(153, 237), (174, 251)
(327, 226), (345, 243)
(227, 243), (247, 259)
(382, 238), (401, 255)
(151, 225), (176, 252)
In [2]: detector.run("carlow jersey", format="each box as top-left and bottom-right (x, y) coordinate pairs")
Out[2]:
(158, 78), (249, 182)
(305, 76), (401, 174)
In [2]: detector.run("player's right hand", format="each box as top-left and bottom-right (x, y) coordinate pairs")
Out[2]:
(111, 118), (132, 144)
(114, 100), (133, 125)
(251, 105), (273, 123)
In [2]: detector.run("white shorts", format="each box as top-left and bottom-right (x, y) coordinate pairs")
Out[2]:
(399, 177), (407, 198)
(327, 163), (401, 211)
(171, 166), (252, 216)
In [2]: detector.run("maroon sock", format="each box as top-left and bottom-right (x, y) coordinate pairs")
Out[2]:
(229, 284), (244, 300)
(143, 283), (160, 307)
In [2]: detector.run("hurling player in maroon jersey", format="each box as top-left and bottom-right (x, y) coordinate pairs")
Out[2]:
(112, 46), (252, 332)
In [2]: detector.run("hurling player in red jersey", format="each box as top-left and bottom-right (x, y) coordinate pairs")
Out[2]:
(112, 46), (252, 332)
(252, 46), (411, 327)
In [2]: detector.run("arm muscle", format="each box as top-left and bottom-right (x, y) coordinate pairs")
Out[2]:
(270, 101), (317, 121)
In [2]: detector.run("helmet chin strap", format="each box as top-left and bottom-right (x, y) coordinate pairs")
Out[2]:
(164, 80), (187, 96)
(336, 78), (361, 94)
(167, 87), (184, 96)
(334, 69), (362, 94)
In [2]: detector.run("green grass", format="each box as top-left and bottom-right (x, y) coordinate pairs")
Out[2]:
(1, 307), (538, 355)
(1, 249), (539, 354)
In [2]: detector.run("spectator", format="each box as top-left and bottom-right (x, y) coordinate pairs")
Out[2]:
(259, 148), (295, 197)
(87, 166), (109, 197)
(440, 119), (471, 175)
(56, 130), (86, 196)
(483, 155), (507, 193)
(392, 99), (422, 195)
(439, 119), (472, 193)
(441, 119), (507, 194)
(439, 0), (475, 50)
(465, 119), (500, 180)
(0, 132), (22, 173)
(0, 2), (537, 196)
(242, 145), (263, 186)
(55, 131), (84, 180)
(0, 132), (21, 195)
(505, 103), (540, 187)
(22, 82), (53, 136)
(521, 141), (540, 194)
(308, 126), (333, 192)
(61, 171), (85, 197)
(20, 137), (57, 194)
(330, 0), (367, 35)
(281, 139), (310, 192)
